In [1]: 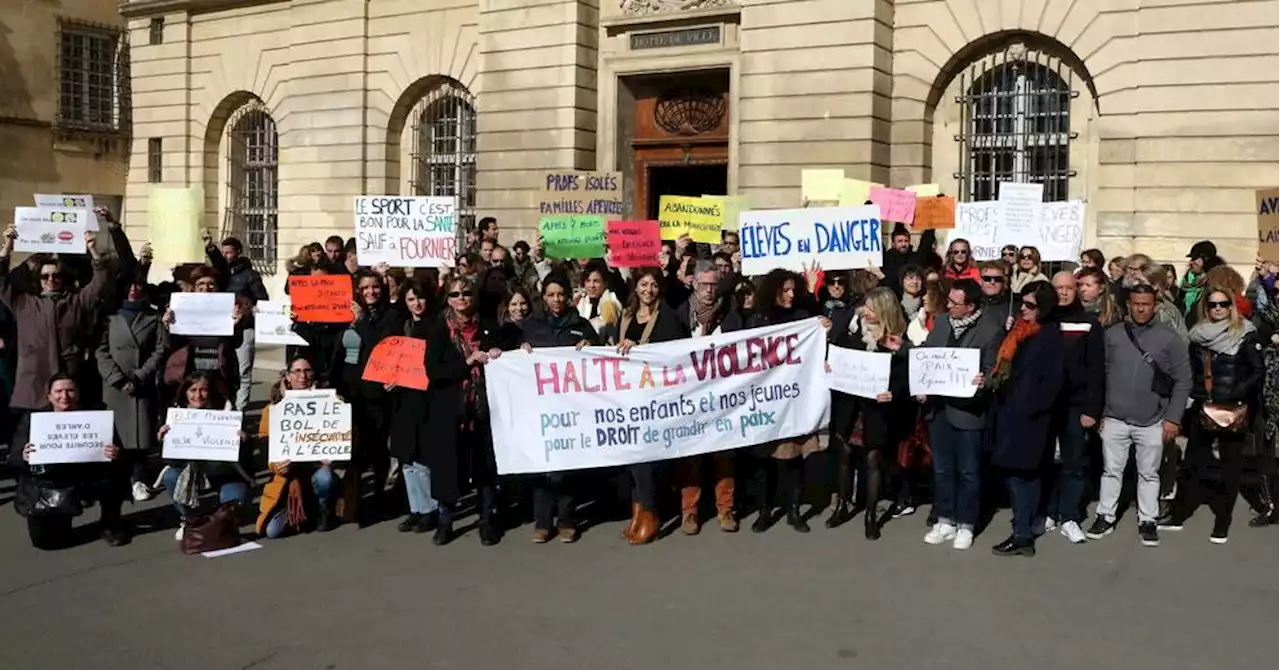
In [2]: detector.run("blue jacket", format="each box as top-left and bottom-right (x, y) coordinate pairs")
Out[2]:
(988, 324), (1066, 471)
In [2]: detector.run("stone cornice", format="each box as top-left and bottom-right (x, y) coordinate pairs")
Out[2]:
(118, 0), (288, 19)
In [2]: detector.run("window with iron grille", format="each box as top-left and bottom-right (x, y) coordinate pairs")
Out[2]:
(410, 81), (477, 236)
(147, 138), (162, 183)
(149, 18), (164, 45)
(57, 20), (129, 134)
(223, 102), (278, 274)
(953, 44), (1077, 203)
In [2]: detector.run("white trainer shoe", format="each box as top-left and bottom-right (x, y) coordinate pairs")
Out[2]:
(174, 523), (185, 541)
(952, 528), (974, 550)
(924, 522), (957, 545)
(1043, 517), (1058, 532)
(1059, 520), (1087, 544)
(132, 481), (154, 502)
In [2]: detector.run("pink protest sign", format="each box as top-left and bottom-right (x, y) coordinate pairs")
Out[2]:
(606, 220), (661, 267)
(869, 187), (917, 224)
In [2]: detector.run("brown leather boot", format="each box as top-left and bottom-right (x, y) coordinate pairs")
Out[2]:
(621, 502), (641, 540)
(630, 508), (659, 545)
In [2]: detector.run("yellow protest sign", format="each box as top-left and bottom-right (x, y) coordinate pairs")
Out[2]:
(906, 183), (941, 197)
(801, 169), (845, 202)
(659, 195), (722, 244)
(837, 179), (881, 207)
(148, 186), (206, 269)
(703, 194), (749, 231)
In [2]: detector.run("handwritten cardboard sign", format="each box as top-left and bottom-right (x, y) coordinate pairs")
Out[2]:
(1258, 188), (1278, 263)
(905, 184), (941, 197)
(837, 179), (878, 207)
(606, 220), (662, 267)
(13, 207), (88, 254)
(148, 185), (206, 271)
(361, 336), (428, 390)
(28, 410), (114, 465)
(255, 299), (308, 346)
(826, 347), (891, 400)
(658, 195), (722, 243)
(34, 194), (99, 230)
(162, 408), (244, 462)
(268, 390), (353, 462)
(801, 169), (845, 202)
(739, 205), (883, 275)
(1037, 200), (1086, 262)
(354, 196), (456, 268)
(702, 194), (749, 231)
(997, 181), (1044, 238)
(540, 171), (624, 217)
(913, 196), (956, 230)
(169, 292), (235, 336)
(287, 275), (353, 323)
(539, 215), (605, 259)
(869, 186), (917, 223)
(908, 347), (980, 398)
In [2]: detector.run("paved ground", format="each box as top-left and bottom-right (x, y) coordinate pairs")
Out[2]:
(0, 378), (1275, 670)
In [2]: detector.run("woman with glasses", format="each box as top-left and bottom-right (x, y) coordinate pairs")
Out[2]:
(943, 239), (981, 282)
(988, 281), (1066, 557)
(1160, 289), (1262, 544)
(161, 265), (244, 410)
(388, 280), (441, 534)
(818, 270), (852, 318)
(1010, 246), (1049, 292)
(257, 357), (341, 537)
(425, 275), (509, 546)
(1000, 245), (1019, 267)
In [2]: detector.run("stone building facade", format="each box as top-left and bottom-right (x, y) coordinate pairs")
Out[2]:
(120, 0), (1278, 284)
(1, 1), (130, 223)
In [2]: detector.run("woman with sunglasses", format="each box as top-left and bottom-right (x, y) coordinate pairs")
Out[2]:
(387, 280), (442, 534)
(1160, 289), (1262, 544)
(1010, 246), (1049, 292)
(257, 356), (341, 537)
(818, 270), (852, 318)
(943, 239), (981, 282)
(987, 281), (1066, 557)
(425, 275), (509, 546)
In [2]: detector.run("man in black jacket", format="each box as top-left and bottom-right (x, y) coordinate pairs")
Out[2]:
(1042, 272), (1105, 543)
(881, 224), (936, 295)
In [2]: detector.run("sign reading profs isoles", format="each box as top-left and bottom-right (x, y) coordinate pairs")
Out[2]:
(540, 172), (624, 217)
(268, 391), (353, 462)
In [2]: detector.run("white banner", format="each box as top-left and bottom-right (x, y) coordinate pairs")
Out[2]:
(354, 196), (457, 268)
(908, 347), (981, 398)
(34, 194), (100, 230)
(825, 346), (891, 400)
(738, 206), (884, 276)
(268, 390), (352, 462)
(14, 207), (88, 254)
(486, 319), (831, 474)
(169, 292), (235, 336)
(949, 198), (1086, 262)
(254, 299), (308, 346)
(28, 410), (114, 465)
(162, 408), (243, 462)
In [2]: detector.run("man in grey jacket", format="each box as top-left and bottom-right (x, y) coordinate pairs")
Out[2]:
(1087, 284), (1192, 547)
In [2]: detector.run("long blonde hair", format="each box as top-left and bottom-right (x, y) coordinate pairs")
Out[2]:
(1196, 289), (1246, 331)
(862, 287), (907, 337)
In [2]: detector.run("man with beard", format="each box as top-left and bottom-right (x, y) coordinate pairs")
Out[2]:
(882, 223), (936, 295)
(509, 240), (540, 293)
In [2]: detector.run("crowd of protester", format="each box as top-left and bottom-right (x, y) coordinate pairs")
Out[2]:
(4, 209), (1277, 557)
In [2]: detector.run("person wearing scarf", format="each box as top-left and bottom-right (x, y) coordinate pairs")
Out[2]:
(898, 265), (925, 321)
(256, 357), (341, 537)
(987, 281), (1065, 557)
(574, 262), (622, 334)
(1161, 289), (1263, 544)
(424, 276), (508, 546)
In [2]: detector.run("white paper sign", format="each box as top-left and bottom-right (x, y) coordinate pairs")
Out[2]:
(34, 194), (99, 230)
(826, 347), (891, 400)
(485, 319), (831, 475)
(951, 201), (1001, 260)
(268, 390), (352, 462)
(13, 207), (89, 254)
(909, 347), (981, 398)
(169, 292), (235, 336)
(997, 181), (1044, 238)
(162, 408), (243, 462)
(1036, 200), (1086, 262)
(949, 198), (1086, 262)
(738, 205), (885, 275)
(254, 299), (308, 346)
(27, 410), (114, 465)
(354, 196), (457, 268)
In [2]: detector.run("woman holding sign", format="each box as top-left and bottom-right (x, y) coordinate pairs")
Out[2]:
(389, 280), (443, 535)
(9, 374), (128, 549)
(424, 275), (509, 546)
(160, 266), (242, 410)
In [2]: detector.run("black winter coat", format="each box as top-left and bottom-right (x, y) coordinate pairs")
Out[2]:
(1189, 330), (1264, 410)
(387, 316), (432, 465)
(988, 324), (1066, 471)
(335, 302), (404, 409)
(1056, 304), (1105, 419)
(828, 307), (915, 448)
(519, 311), (599, 348)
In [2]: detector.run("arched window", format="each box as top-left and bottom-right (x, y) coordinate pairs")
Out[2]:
(954, 44), (1077, 202)
(224, 100), (278, 272)
(410, 81), (476, 232)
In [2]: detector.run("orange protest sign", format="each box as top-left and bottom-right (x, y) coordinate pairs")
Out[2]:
(287, 275), (353, 323)
(361, 336), (428, 390)
(913, 195), (956, 230)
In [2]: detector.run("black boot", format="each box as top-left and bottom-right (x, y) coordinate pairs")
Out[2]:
(864, 513), (881, 541)
(478, 511), (501, 546)
(785, 458), (807, 533)
(315, 502), (338, 532)
(787, 503), (810, 533)
(433, 507), (454, 546)
(991, 535), (1036, 557)
(825, 499), (853, 529)
(1250, 474), (1277, 527)
(397, 513), (423, 533)
(413, 510), (438, 533)
(751, 507), (774, 533)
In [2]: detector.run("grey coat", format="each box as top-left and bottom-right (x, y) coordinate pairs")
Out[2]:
(96, 307), (169, 453)
(922, 311), (1005, 431)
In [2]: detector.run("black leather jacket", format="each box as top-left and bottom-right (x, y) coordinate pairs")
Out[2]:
(1189, 330), (1264, 407)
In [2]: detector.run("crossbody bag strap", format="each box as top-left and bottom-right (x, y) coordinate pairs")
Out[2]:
(1123, 323), (1155, 366)
(1202, 349), (1214, 396)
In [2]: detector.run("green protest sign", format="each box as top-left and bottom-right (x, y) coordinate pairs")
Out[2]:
(538, 215), (606, 259)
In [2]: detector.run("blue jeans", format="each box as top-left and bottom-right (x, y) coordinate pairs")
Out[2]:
(1041, 407), (1089, 524)
(1005, 470), (1042, 541)
(928, 416), (982, 527)
(161, 467), (251, 519)
(265, 467), (339, 539)
(401, 462), (438, 515)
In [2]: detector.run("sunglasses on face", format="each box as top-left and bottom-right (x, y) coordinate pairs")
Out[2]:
(1208, 300), (1232, 309)
(1020, 254), (1035, 260)
(40, 273), (59, 280)
(828, 279), (844, 286)
(447, 291), (470, 299)
(951, 249), (970, 256)
(1003, 251), (1017, 257)
(981, 275), (1005, 283)
(1020, 300), (1038, 310)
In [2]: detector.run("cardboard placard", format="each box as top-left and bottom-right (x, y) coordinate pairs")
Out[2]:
(13, 207), (89, 254)
(869, 186), (917, 224)
(1258, 188), (1278, 263)
(658, 195), (722, 243)
(162, 408), (244, 462)
(169, 292), (235, 336)
(361, 336), (429, 391)
(354, 196), (457, 268)
(287, 275), (353, 323)
(28, 410), (114, 465)
(837, 179), (878, 207)
(606, 220), (662, 267)
(539, 171), (624, 217)
(913, 196), (956, 230)
(702, 194), (749, 231)
(148, 186), (206, 270)
(739, 205), (883, 275)
(34, 194), (100, 230)
(538, 215), (606, 259)
(801, 169), (845, 202)
(905, 184), (941, 197)
(268, 390), (353, 462)
(255, 299), (308, 346)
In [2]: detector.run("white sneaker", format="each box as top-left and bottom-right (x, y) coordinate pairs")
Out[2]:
(174, 523), (185, 541)
(132, 481), (154, 502)
(1059, 520), (1087, 544)
(924, 522), (957, 545)
(1043, 517), (1058, 532)
(952, 528), (974, 550)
